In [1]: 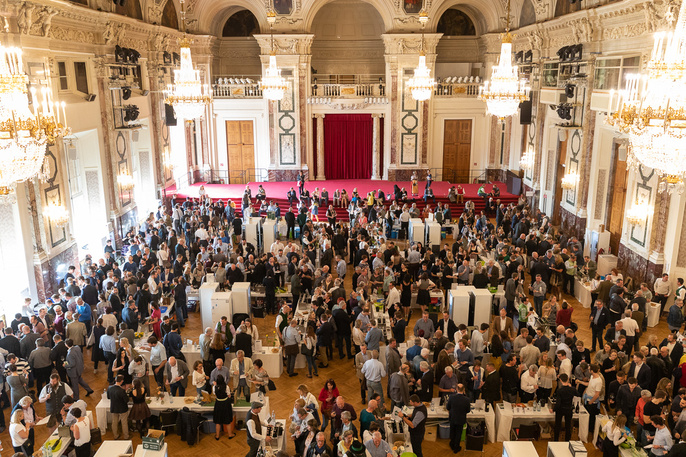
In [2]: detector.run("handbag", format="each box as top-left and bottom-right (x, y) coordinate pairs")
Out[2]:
(284, 344), (299, 356)
(86, 331), (95, 349)
(267, 379), (277, 391)
(90, 428), (102, 445)
(300, 343), (313, 356)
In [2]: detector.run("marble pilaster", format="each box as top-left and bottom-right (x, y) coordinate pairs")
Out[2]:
(316, 114), (325, 181)
(372, 114), (381, 180)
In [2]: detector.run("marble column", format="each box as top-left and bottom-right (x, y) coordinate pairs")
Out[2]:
(316, 114), (325, 180)
(372, 114), (381, 180)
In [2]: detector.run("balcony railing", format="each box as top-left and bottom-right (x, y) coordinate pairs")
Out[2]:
(434, 76), (482, 97)
(213, 75), (263, 98)
(310, 74), (386, 98)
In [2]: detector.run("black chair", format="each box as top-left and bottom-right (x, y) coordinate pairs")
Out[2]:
(159, 409), (178, 433)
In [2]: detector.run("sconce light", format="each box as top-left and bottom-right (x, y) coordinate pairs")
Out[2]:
(117, 170), (135, 191)
(45, 203), (69, 227)
(626, 198), (653, 227)
(561, 171), (579, 190)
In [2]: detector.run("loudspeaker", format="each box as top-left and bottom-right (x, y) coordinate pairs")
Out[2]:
(132, 130), (139, 142)
(618, 144), (627, 161)
(165, 103), (177, 126)
(85, 94), (96, 102)
(519, 100), (532, 125)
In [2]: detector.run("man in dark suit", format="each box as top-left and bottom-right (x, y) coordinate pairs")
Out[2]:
(482, 362), (501, 405)
(604, 321), (627, 346)
(437, 311), (458, 342)
(628, 352), (652, 390)
(0, 327), (21, 356)
(447, 384), (471, 453)
(417, 361), (434, 402)
(590, 300), (609, 352)
(660, 332), (684, 369)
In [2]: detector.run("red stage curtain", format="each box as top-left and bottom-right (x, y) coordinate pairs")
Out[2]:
(324, 114), (373, 180)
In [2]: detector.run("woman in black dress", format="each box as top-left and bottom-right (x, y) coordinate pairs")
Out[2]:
(129, 379), (151, 436)
(401, 271), (412, 320)
(213, 375), (236, 440)
(91, 318), (106, 374)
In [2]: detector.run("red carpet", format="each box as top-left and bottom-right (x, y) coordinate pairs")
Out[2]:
(164, 180), (518, 218)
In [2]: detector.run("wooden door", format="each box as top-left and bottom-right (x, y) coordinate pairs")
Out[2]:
(443, 120), (472, 182)
(226, 120), (255, 184)
(606, 144), (627, 254)
(552, 136), (568, 224)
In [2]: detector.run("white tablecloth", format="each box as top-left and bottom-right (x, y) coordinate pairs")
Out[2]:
(95, 441), (133, 457)
(135, 344), (201, 372)
(254, 346), (283, 378)
(574, 279), (593, 308)
(96, 395), (269, 434)
(134, 443), (168, 457)
(426, 398), (496, 443)
(494, 403), (589, 442)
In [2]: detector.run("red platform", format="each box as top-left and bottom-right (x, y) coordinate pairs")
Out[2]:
(164, 180), (518, 218)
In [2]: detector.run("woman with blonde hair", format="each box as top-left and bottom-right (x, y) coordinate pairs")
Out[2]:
(118, 336), (133, 360)
(537, 358), (556, 403)
(601, 414), (628, 457)
(209, 332), (226, 365)
(9, 409), (33, 455)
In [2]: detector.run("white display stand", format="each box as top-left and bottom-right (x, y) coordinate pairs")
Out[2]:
(449, 287), (490, 327)
(263, 220), (277, 253)
(449, 289), (470, 324)
(245, 217), (262, 252)
(584, 229), (611, 260)
(95, 441), (133, 457)
(409, 218), (424, 244)
(471, 287), (493, 328)
(502, 441), (537, 457)
(199, 282), (219, 328)
(231, 282), (251, 315)
(547, 442), (574, 457)
(647, 302), (661, 327)
(425, 221), (441, 248)
(204, 273), (216, 284)
(204, 291), (231, 330)
(597, 254), (618, 277)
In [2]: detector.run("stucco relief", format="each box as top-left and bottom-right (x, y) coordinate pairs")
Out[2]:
(50, 26), (95, 43)
(103, 21), (125, 45)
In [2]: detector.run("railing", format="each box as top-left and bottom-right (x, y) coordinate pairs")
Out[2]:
(311, 74), (386, 98)
(434, 79), (481, 97)
(213, 75), (263, 98)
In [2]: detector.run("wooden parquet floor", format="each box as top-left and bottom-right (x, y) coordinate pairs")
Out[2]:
(5, 237), (672, 457)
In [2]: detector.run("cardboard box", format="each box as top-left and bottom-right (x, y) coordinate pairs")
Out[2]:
(142, 429), (165, 451)
(424, 425), (437, 442)
(568, 441), (587, 457)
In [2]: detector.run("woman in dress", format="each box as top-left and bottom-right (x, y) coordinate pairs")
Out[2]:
(9, 409), (33, 455)
(249, 359), (270, 394)
(7, 364), (29, 408)
(415, 273), (435, 313)
(148, 301), (162, 339)
(318, 379), (339, 432)
(537, 358), (556, 403)
(69, 407), (91, 457)
(192, 360), (208, 397)
(129, 379), (151, 436)
(340, 189), (349, 208)
(602, 414), (627, 457)
(213, 375), (236, 440)
(411, 172), (418, 197)
(112, 347), (132, 388)
(327, 205), (337, 227)
(192, 260), (205, 288)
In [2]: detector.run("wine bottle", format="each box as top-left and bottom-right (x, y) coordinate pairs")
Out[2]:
(392, 421), (397, 433)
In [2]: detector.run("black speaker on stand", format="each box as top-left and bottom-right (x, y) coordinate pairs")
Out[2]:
(519, 100), (532, 125)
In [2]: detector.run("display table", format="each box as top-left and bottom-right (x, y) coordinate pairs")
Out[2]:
(574, 279), (593, 308)
(426, 397), (496, 443)
(254, 346), (283, 378)
(96, 395), (269, 434)
(502, 441), (537, 457)
(94, 440), (133, 456)
(494, 403), (589, 442)
(39, 429), (73, 457)
(647, 302), (661, 328)
(134, 343), (201, 372)
(547, 442), (574, 457)
(593, 415), (647, 457)
(134, 443), (168, 457)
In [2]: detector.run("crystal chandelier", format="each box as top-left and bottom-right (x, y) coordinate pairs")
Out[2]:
(561, 172), (579, 190)
(45, 202), (69, 228)
(478, 0), (530, 121)
(607, 0), (686, 194)
(117, 170), (135, 191)
(164, 0), (211, 120)
(259, 9), (288, 101)
(407, 10), (436, 102)
(520, 147), (534, 171)
(0, 44), (69, 196)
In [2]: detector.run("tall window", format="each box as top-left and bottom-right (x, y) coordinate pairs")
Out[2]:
(74, 62), (89, 94)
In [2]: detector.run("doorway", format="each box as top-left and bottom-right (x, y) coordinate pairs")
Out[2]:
(443, 119), (472, 182)
(552, 133), (568, 224)
(605, 143), (627, 254)
(226, 120), (255, 184)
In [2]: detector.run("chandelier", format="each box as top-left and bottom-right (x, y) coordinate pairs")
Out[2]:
(607, 0), (686, 194)
(164, 0), (211, 120)
(0, 44), (69, 196)
(478, 0), (530, 121)
(520, 147), (534, 171)
(45, 202), (69, 228)
(117, 170), (135, 191)
(561, 171), (579, 190)
(259, 9), (288, 101)
(407, 10), (436, 102)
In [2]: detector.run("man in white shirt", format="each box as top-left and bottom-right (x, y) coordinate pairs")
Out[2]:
(387, 283), (400, 308)
(620, 310), (640, 353)
(557, 350), (573, 379)
(270, 239), (284, 256)
(471, 323), (489, 360)
(520, 365), (539, 402)
(336, 255), (346, 279)
(654, 273), (672, 313)
(195, 224), (209, 243)
(61, 395), (87, 426)
(246, 401), (271, 457)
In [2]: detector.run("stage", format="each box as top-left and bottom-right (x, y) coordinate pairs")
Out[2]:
(164, 179), (518, 218)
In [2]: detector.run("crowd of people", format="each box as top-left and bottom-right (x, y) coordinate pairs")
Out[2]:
(2, 177), (686, 457)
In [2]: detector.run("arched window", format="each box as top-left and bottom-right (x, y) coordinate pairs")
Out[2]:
(222, 10), (260, 37)
(554, 0), (581, 18)
(437, 9), (476, 36)
(161, 0), (179, 30)
(114, 0), (143, 20)
(520, 0), (536, 28)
